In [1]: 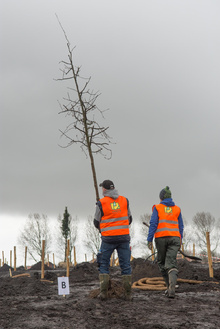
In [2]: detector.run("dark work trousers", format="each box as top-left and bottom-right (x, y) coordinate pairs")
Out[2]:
(155, 236), (181, 276)
(99, 241), (131, 275)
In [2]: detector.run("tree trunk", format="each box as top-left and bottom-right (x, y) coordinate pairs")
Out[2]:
(88, 147), (99, 202)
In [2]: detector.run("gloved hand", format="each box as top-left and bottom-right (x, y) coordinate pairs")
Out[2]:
(147, 241), (153, 251)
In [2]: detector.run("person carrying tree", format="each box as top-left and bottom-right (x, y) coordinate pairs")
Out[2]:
(94, 179), (133, 301)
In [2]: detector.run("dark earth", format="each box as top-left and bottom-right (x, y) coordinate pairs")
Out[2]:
(0, 258), (220, 328)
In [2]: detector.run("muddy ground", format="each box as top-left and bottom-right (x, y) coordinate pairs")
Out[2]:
(0, 258), (219, 329)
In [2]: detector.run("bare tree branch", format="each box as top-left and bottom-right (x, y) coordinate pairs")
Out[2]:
(55, 17), (114, 201)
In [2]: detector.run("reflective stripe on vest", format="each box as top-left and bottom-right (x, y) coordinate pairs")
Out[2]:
(154, 204), (181, 238)
(100, 196), (130, 236)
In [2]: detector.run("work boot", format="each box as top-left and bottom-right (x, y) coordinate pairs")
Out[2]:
(162, 273), (169, 288)
(162, 273), (169, 296)
(99, 274), (109, 300)
(122, 275), (132, 301)
(168, 268), (178, 298)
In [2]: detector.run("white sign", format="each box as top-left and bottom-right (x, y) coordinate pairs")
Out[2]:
(58, 277), (70, 295)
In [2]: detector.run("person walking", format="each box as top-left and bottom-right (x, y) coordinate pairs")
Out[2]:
(94, 179), (133, 301)
(147, 186), (184, 298)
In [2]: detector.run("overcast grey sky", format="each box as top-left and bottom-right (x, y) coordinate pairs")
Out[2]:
(1, 0), (220, 262)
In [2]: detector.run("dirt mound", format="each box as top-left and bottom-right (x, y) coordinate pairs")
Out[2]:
(31, 270), (58, 282)
(131, 258), (220, 283)
(30, 261), (52, 271)
(0, 263), (13, 272)
(69, 261), (98, 282)
(131, 258), (161, 282)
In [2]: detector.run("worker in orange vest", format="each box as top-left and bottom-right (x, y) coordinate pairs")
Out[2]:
(147, 186), (184, 298)
(94, 179), (133, 301)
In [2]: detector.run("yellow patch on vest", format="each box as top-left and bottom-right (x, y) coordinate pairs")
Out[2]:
(111, 202), (120, 210)
(164, 206), (172, 214)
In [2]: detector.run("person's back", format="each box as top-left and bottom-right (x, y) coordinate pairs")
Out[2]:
(154, 199), (181, 239)
(97, 190), (130, 242)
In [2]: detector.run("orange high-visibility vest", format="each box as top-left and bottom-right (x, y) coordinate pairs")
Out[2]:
(99, 196), (130, 236)
(154, 203), (181, 238)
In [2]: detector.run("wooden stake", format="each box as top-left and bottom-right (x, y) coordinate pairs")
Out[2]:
(85, 254), (87, 262)
(0, 259), (1, 267)
(62, 275), (66, 298)
(10, 250), (12, 268)
(2, 251), (4, 266)
(193, 243), (195, 257)
(206, 232), (213, 278)
(47, 253), (49, 267)
(53, 253), (55, 269)
(12, 273), (30, 278)
(24, 246), (27, 270)
(41, 240), (45, 279)
(14, 246), (16, 271)
(40, 279), (53, 283)
(73, 246), (77, 266)
(66, 240), (70, 277)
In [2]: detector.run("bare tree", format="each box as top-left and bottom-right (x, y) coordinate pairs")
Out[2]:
(55, 211), (77, 263)
(18, 213), (52, 262)
(83, 215), (101, 256)
(56, 18), (113, 202)
(193, 212), (220, 255)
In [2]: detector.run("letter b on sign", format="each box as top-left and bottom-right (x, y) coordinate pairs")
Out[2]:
(58, 277), (70, 295)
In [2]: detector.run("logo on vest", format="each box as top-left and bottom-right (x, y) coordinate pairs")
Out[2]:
(164, 206), (172, 214)
(111, 202), (120, 210)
